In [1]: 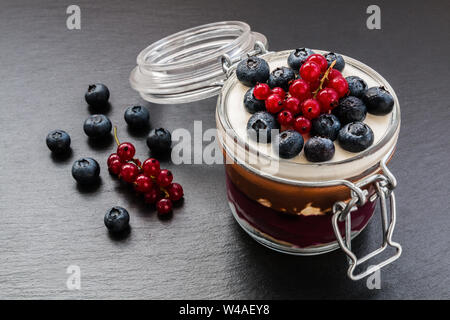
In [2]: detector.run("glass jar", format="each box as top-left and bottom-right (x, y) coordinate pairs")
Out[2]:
(130, 21), (402, 281)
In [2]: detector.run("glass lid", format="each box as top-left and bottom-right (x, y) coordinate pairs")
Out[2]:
(129, 21), (267, 104)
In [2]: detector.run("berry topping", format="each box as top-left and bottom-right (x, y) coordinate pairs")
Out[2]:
(304, 136), (335, 162)
(277, 110), (294, 126)
(338, 122), (374, 152)
(268, 67), (296, 91)
(317, 88), (339, 112)
(83, 114), (112, 138)
(311, 114), (341, 141)
(253, 83), (271, 100)
(270, 87), (286, 99)
(156, 198), (173, 216)
(142, 158), (160, 177)
(333, 96), (367, 125)
(265, 93), (284, 113)
(72, 157), (100, 185)
(300, 61), (321, 83)
(287, 48), (315, 71)
(246, 111), (279, 143)
(46, 130), (71, 154)
(167, 183), (184, 201)
(117, 142), (136, 161)
(119, 163), (139, 183)
(289, 79), (311, 101)
(104, 206), (129, 233)
(144, 187), (162, 204)
(301, 99), (321, 120)
(236, 57), (270, 87)
(146, 128), (172, 154)
(85, 83), (109, 108)
(133, 174), (153, 193)
(243, 87), (266, 114)
(323, 52), (345, 71)
(362, 87), (394, 115)
(328, 77), (349, 98)
(294, 116), (312, 134)
(157, 169), (173, 187)
(346, 76), (368, 98)
(273, 130), (304, 159)
(306, 54), (328, 72)
(284, 97), (301, 115)
(124, 106), (150, 129)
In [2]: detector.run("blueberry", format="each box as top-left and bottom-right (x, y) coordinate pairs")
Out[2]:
(83, 114), (112, 138)
(362, 86), (394, 115)
(268, 67), (296, 91)
(72, 157), (100, 185)
(338, 122), (374, 152)
(124, 105), (150, 129)
(287, 48), (315, 71)
(332, 96), (367, 125)
(311, 114), (341, 141)
(104, 206), (130, 233)
(304, 136), (335, 162)
(244, 87), (266, 114)
(85, 83), (110, 108)
(346, 76), (368, 98)
(323, 52), (345, 71)
(147, 128), (172, 153)
(46, 130), (71, 153)
(246, 111), (279, 143)
(236, 57), (270, 87)
(273, 130), (304, 159)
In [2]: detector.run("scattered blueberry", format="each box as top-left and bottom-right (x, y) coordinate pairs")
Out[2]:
(244, 87), (266, 114)
(124, 105), (150, 129)
(311, 114), (341, 141)
(72, 157), (100, 185)
(362, 86), (395, 115)
(85, 83), (110, 108)
(104, 206), (130, 233)
(332, 96), (367, 125)
(304, 136), (335, 162)
(287, 48), (315, 71)
(147, 128), (172, 153)
(338, 122), (374, 152)
(346, 76), (368, 98)
(268, 67), (296, 91)
(83, 114), (112, 138)
(273, 130), (304, 159)
(246, 111), (279, 143)
(323, 52), (345, 71)
(236, 57), (270, 87)
(46, 130), (71, 153)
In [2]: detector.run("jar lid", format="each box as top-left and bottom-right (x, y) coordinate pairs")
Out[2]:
(129, 21), (268, 104)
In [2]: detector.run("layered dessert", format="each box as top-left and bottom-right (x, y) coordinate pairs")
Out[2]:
(216, 48), (399, 253)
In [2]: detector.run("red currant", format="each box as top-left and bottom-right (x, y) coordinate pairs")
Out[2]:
(265, 94), (284, 113)
(107, 153), (121, 167)
(119, 163), (139, 183)
(271, 87), (285, 99)
(307, 54), (328, 72)
(301, 99), (321, 120)
(284, 97), (301, 115)
(289, 79), (310, 101)
(144, 187), (161, 204)
(117, 142), (135, 161)
(253, 83), (271, 100)
(142, 158), (160, 177)
(294, 116), (311, 134)
(328, 69), (343, 81)
(317, 88), (339, 112)
(328, 77), (349, 98)
(277, 110), (294, 126)
(300, 61), (321, 83)
(167, 183), (184, 201)
(157, 169), (173, 187)
(134, 174), (153, 193)
(156, 198), (173, 216)
(108, 159), (122, 175)
(309, 79), (321, 92)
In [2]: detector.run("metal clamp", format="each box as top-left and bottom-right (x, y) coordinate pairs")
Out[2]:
(331, 155), (402, 281)
(221, 41), (269, 78)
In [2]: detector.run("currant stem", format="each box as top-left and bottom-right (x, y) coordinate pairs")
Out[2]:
(313, 60), (337, 98)
(113, 126), (120, 146)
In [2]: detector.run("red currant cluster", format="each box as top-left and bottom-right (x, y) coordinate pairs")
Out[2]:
(107, 129), (183, 216)
(252, 55), (349, 135)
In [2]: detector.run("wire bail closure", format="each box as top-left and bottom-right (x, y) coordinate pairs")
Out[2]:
(221, 41), (269, 78)
(331, 153), (402, 281)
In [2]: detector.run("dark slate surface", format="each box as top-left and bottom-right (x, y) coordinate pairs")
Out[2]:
(0, 0), (449, 299)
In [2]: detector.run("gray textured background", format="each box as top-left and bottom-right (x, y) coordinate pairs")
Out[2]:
(0, 0), (449, 299)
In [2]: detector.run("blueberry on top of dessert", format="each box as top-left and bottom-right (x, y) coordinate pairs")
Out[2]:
(346, 76), (368, 98)
(338, 122), (374, 152)
(333, 96), (367, 125)
(273, 130), (304, 159)
(304, 136), (335, 162)
(247, 111), (279, 143)
(323, 52), (345, 71)
(311, 114), (341, 141)
(363, 86), (394, 115)
(287, 48), (315, 71)
(243, 87), (266, 114)
(268, 67), (296, 91)
(236, 57), (270, 87)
